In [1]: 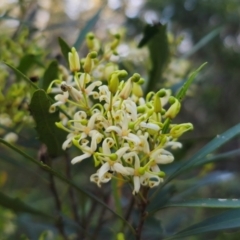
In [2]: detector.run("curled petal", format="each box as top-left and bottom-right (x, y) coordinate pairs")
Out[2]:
(74, 111), (87, 120)
(90, 173), (99, 184)
(86, 81), (102, 93)
(71, 153), (91, 164)
(98, 162), (110, 181)
(150, 164), (160, 173)
(133, 176), (140, 195)
(55, 91), (69, 102)
(62, 133), (74, 150)
(100, 172), (112, 183)
(113, 163), (132, 175)
(106, 126), (122, 135)
(102, 138), (114, 155)
(165, 141), (182, 149)
(115, 146), (129, 159)
(123, 133), (141, 144)
(151, 149), (174, 164)
(88, 112), (100, 129)
(140, 122), (160, 131)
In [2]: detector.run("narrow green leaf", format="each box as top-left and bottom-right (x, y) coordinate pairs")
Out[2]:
(151, 123), (240, 201)
(0, 192), (53, 218)
(29, 90), (66, 157)
(148, 170), (238, 214)
(193, 148), (240, 167)
(58, 37), (71, 64)
(162, 148), (240, 176)
(0, 138), (135, 234)
(176, 62), (207, 102)
(166, 209), (240, 239)
(4, 62), (71, 119)
(41, 60), (59, 90)
(168, 123), (240, 181)
(17, 54), (40, 74)
(74, 7), (104, 49)
(4, 61), (38, 90)
(145, 24), (170, 93)
(158, 198), (240, 210)
(138, 22), (162, 48)
(182, 26), (223, 59)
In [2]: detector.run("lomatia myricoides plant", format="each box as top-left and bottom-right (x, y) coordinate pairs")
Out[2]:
(47, 32), (193, 195)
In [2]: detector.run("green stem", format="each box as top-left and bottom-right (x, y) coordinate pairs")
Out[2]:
(0, 138), (135, 235)
(112, 177), (123, 231)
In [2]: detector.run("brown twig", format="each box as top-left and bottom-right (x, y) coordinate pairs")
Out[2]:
(135, 187), (149, 240)
(65, 153), (83, 238)
(38, 145), (68, 240)
(91, 192), (109, 240)
(124, 195), (135, 223)
(49, 172), (68, 240)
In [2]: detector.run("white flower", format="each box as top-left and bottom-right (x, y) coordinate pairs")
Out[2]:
(62, 133), (75, 150)
(69, 111), (101, 140)
(71, 131), (103, 164)
(150, 149), (174, 164)
(49, 91), (69, 112)
(165, 141), (182, 149)
(85, 81), (102, 95)
(139, 122), (160, 131)
(93, 138), (131, 186)
(123, 152), (141, 194)
(106, 112), (140, 144)
(122, 100), (138, 121)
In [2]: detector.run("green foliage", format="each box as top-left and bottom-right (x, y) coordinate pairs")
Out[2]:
(42, 60), (59, 91)
(73, 7), (104, 49)
(161, 198), (240, 209)
(5, 62), (38, 90)
(29, 90), (66, 157)
(1, 3), (240, 238)
(167, 209), (240, 239)
(176, 62), (207, 102)
(142, 23), (170, 93)
(0, 138), (135, 234)
(17, 54), (44, 75)
(58, 37), (71, 65)
(0, 192), (52, 218)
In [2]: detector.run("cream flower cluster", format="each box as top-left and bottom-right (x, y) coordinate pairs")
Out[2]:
(47, 33), (193, 194)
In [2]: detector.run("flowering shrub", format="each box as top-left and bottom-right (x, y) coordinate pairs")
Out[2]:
(47, 33), (193, 195)
(2, 25), (240, 240)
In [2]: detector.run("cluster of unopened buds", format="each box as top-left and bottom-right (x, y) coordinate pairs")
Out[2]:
(47, 33), (193, 194)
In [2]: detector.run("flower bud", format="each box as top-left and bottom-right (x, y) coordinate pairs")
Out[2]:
(158, 171), (166, 178)
(154, 95), (162, 113)
(110, 33), (121, 50)
(86, 32), (100, 51)
(119, 78), (132, 99)
(103, 63), (118, 81)
(108, 70), (127, 94)
(68, 47), (80, 72)
(132, 73), (141, 82)
(119, 73), (137, 99)
(138, 167), (145, 175)
(170, 123), (193, 138)
(108, 73), (120, 94)
(165, 97), (181, 119)
(83, 51), (97, 73)
(68, 86), (82, 102)
(132, 82), (143, 97)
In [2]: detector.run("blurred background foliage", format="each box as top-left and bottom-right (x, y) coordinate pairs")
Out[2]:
(1, 0), (240, 239)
